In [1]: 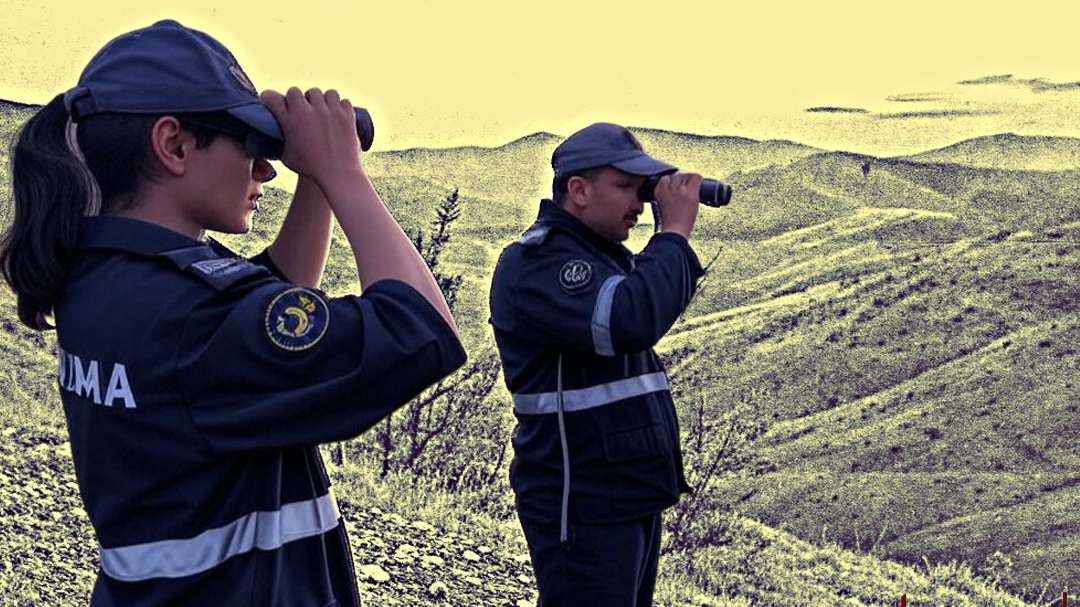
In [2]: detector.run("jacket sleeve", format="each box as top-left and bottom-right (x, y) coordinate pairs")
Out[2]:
(247, 247), (289, 281)
(608, 233), (705, 352)
(490, 232), (703, 356)
(175, 278), (467, 453)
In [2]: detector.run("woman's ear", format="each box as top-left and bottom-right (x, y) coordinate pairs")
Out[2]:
(149, 116), (189, 178)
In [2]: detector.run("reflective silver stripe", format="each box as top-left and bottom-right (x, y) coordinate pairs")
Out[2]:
(556, 353), (570, 545)
(591, 275), (625, 356)
(513, 372), (669, 415)
(99, 492), (340, 582)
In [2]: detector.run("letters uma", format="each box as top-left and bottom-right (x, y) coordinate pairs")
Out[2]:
(57, 346), (138, 409)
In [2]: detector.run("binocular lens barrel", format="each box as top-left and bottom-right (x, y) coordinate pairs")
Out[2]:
(252, 107), (374, 159)
(639, 176), (732, 207)
(699, 178), (732, 207)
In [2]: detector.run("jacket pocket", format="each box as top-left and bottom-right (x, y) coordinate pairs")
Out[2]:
(602, 425), (662, 462)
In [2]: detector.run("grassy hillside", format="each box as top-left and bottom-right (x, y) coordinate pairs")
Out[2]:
(362, 132), (561, 212)
(628, 128), (821, 179)
(662, 209), (1078, 598)
(0, 101), (38, 211)
(0, 415), (1036, 606)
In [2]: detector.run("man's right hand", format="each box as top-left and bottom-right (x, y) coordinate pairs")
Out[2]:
(652, 172), (701, 240)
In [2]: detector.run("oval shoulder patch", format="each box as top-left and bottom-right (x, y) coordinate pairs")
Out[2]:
(559, 260), (594, 292)
(264, 287), (330, 351)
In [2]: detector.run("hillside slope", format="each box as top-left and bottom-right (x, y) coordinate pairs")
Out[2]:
(661, 210), (1079, 598)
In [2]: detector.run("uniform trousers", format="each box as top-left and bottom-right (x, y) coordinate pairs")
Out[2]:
(517, 503), (663, 607)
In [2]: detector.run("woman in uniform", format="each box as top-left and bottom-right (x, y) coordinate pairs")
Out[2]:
(0, 19), (465, 607)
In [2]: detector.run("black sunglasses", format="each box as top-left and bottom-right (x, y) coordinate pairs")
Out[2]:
(178, 114), (277, 181)
(178, 114), (269, 155)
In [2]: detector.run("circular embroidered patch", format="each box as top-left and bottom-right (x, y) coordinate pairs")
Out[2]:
(559, 260), (594, 292)
(264, 287), (330, 351)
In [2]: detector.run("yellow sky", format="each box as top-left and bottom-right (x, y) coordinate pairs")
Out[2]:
(2, 0), (1079, 154)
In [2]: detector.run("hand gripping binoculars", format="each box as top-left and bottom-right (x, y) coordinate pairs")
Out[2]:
(638, 175), (732, 207)
(248, 107), (375, 158)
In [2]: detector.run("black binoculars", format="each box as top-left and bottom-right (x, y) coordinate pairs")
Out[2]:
(249, 107), (375, 158)
(638, 175), (732, 207)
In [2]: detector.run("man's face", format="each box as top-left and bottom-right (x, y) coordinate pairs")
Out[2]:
(571, 167), (646, 242)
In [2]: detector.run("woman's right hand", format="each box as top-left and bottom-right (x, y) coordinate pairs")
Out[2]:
(260, 87), (364, 186)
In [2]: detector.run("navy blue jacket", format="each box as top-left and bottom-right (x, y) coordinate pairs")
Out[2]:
(490, 200), (702, 529)
(56, 216), (465, 607)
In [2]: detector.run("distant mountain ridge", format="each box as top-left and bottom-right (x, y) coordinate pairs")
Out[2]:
(705, 148), (1080, 240)
(362, 125), (825, 214)
(8, 97), (1080, 175)
(898, 132), (1080, 171)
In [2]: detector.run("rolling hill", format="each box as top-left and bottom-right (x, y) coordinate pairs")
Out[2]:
(704, 151), (1080, 239)
(899, 133), (1080, 171)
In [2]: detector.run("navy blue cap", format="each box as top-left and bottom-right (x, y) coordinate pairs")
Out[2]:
(552, 123), (677, 179)
(63, 20), (284, 158)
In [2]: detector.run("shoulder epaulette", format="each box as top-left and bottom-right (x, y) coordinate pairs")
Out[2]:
(158, 245), (271, 292)
(517, 224), (552, 247)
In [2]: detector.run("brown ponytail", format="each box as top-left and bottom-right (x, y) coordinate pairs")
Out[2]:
(0, 95), (94, 330)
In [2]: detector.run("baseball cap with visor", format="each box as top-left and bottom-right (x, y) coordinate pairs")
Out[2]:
(552, 123), (677, 181)
(63, 19), (285, 159)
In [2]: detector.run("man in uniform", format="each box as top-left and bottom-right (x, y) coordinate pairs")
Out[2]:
(489, 123), (704, 606)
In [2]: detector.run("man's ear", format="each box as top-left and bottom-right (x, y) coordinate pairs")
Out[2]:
(149, 116), (189, 178)
(566, 175), (591, 209)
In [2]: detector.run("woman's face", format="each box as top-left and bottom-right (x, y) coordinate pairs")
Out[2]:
(183, 133), (275, 235)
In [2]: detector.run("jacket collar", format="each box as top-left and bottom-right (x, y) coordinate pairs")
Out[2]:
(77, 216), (209, 257)
(535, 199), (634, 266)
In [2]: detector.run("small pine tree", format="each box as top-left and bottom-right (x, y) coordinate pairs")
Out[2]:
(413, 188), (464, 311)
(340, 188), (505, 491)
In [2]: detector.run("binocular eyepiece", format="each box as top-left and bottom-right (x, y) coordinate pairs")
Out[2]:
(638, 175), (732, 207)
